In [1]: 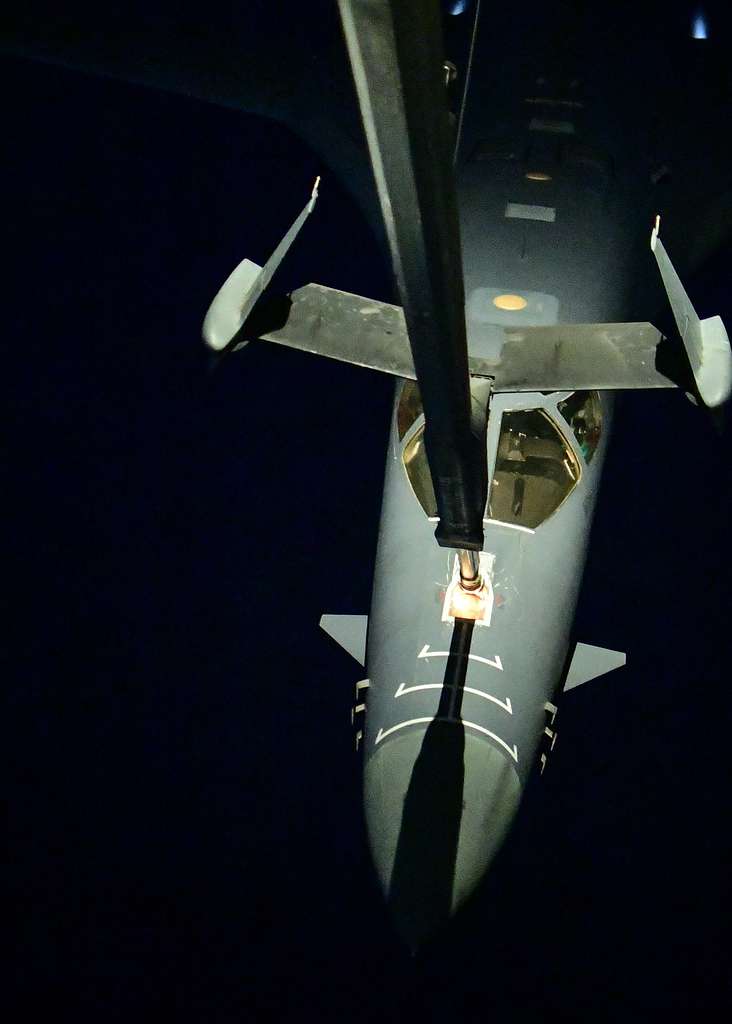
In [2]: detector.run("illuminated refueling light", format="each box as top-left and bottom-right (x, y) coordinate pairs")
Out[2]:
(493, 293), (528, 311)
(449, 583), (490, 621)
(525, 171), (552, 182)
(692, 14), (708, 39)
(442, 551), (496, 627)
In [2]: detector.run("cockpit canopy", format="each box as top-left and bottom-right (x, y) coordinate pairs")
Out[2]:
(398, 382), (602, 529)
(487, 408), (579, 528)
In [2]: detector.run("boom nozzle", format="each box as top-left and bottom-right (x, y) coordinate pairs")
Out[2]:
(443, 551), (493, 624)
(458, 548), (482, 591)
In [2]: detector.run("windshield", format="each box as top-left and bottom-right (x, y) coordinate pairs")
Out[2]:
(558, 390), (602, 463)
(488, 409), (580, 528)
(397, 380), (423, 440)
(398, 383), (582, 528)
(402, 423), (438, 517)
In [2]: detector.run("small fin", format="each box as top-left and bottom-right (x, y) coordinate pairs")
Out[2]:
(563, 642), (626, 692)
(319, 614), (368, 667)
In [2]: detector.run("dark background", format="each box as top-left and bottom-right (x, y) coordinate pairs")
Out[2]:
(6, 5), (731, 1022)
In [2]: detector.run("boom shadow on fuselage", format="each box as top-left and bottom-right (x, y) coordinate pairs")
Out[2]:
(387, 617), (474, 948)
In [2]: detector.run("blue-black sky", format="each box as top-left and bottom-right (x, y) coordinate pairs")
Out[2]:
(6, 4), (732, 1021)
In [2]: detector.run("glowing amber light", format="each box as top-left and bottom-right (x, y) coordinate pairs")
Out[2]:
(449, 583), (489, 621)
(493, 293), (528, 312)
(525, 171), (552, 182)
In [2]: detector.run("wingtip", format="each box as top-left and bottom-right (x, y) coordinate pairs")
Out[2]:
(307, 175), (321, 213)
(650, 213), (660, 252)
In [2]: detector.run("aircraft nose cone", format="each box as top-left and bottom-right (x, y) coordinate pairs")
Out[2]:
(363, 721), (522, 950)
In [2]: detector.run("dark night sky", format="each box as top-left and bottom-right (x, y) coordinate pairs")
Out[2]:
(6, 7), (732, 1022)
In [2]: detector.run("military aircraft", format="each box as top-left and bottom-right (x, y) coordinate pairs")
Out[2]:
(6, 1), (730, 955)
(199, 1), (731, 947)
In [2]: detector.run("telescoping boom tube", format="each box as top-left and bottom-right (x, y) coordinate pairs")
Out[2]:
(338, 0), (489, 570)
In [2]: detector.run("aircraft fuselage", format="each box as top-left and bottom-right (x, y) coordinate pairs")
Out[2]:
(360, 38), (641, 945)
(363, 384), (611, 945)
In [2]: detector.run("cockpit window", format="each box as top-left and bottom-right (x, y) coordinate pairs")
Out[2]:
(403, 424), (438, 518)
(397, 380), (423, 440)
(488, 409), (580, 528)
(399, 383), (585, 527)
(398, 382), (438, 516)
(558, 390), (602, 463)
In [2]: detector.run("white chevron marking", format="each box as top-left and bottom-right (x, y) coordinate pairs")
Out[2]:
(418, 644), (503, 671)
(374, 717), (518, 762)
(394, 680), (512, 714)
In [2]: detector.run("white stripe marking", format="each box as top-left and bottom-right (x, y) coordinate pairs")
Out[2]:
(418, 643), (503, 671)
(529, 117), (575, 134)
(505, 202), (556, 223)
(375, 717), (518, 762)
(394, 680), (512, 714)
(484, 518), (536, 535)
